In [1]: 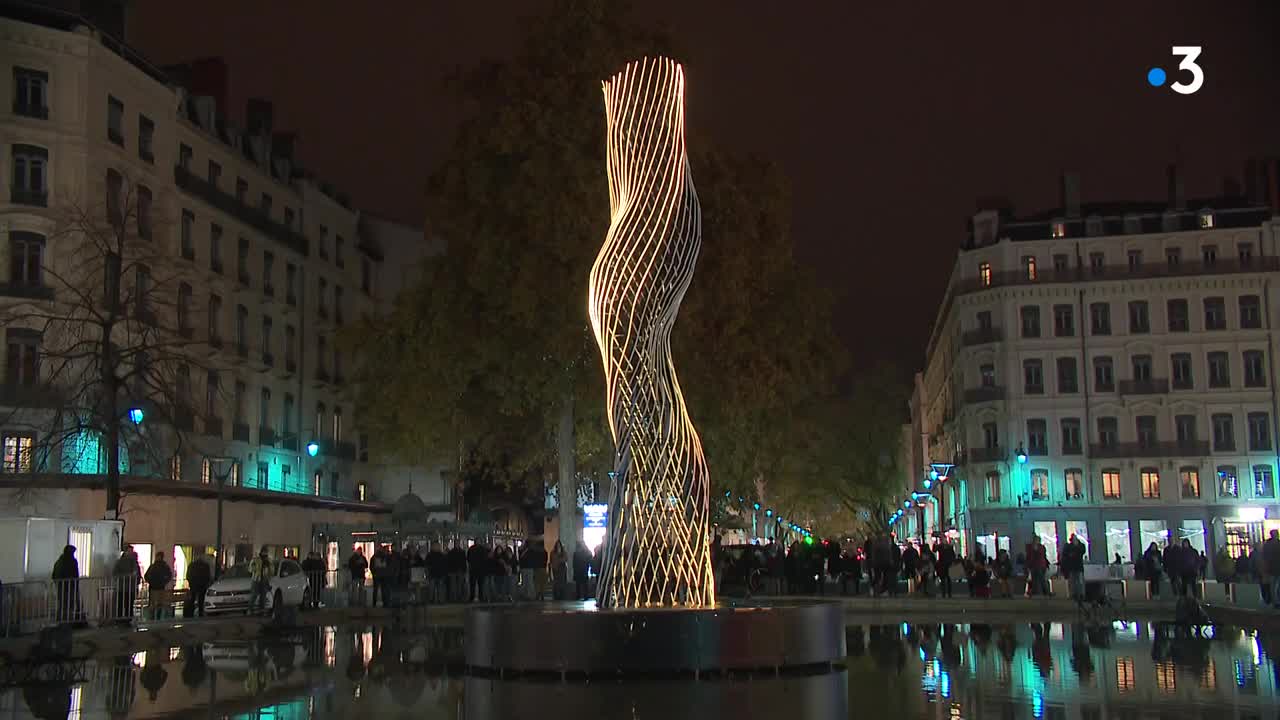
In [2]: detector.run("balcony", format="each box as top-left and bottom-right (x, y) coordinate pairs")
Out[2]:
(178, 325), (194, 340)
(232, 422), (250, 442)
(335, 441), (356, 461)
(139, 149), (154, 165)
(954, 256), (1280, 297)
(262, 352), (274, 368)
(203, 415), (224, 437)
(968, 446), (1005, 463)
(207, 336), (223, 352)
(13, 101), (48, 119)
(281, 433), (299, 452)
(0, 382), (64, 408)
(10, 188), (48, 207)
(285, 359), (297, 375)
(173, 166), (309, 256)
(1119, 378), (1170, 395)
(1088, 440), (1211, 459)
(961, 327), (1003, 347)
(259, 426), (277, 446)
(235, 344), (249, 361)
(211, 259), (224, 275)
(0, 283), (55, 301)
(173, 407), (195, 433)
(315, 368), (331, 385)
(264, 284), (275, 300)
(963, 386), (1005, 404)
(107, 129), (124, 146)
(181, 245), (195, 261)
(238, 271), (251, 288)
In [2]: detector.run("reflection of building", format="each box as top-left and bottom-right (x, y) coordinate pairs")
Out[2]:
(0, 4), (446, 578)
(912, 167), (1280, 569)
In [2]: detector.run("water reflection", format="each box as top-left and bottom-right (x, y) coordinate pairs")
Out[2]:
(0, 622), (1275, 718)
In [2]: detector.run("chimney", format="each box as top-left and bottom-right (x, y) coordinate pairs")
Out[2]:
(1167, 164), (1186, 211)
(246, 98), (274, 137)
(1061, 171), (1081, 218)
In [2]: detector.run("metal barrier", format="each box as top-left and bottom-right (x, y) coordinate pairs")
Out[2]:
(1, 575), (147, 636)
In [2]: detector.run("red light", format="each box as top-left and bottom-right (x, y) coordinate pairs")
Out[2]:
(822, 540), (829, 546)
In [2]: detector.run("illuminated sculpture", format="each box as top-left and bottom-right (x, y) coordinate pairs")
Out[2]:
(589, 58), (713, 608)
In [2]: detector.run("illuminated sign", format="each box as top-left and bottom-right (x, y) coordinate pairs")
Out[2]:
(1237, 507), (1266, 523)
(584, 503), (609, 529)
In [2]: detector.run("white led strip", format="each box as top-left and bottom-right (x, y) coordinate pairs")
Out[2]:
(590, 58), (713, 609)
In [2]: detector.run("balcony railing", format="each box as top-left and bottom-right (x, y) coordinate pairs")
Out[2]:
(1088, 440), (1211, 459)
(335, 442), (356, 461)
(211, 259), (224, 275)
(10, 188), (48, 207)
(259, 426), (277, 446)
(281, 433), (299, 451)
(174, 166), (309, 256)
(13, 101), (48, 119)
(262, 352), (274, 368)
(0, 382), (64, 408)
(963, 386), (1005, 404)
(968, 446), (1005, 463)
(0, 283), (55, 301)
(1119, 378), (1170, 395)
(232, 422), (250, 442)
(954, 256), (1280, 297)
(961, 327), (1003, 347)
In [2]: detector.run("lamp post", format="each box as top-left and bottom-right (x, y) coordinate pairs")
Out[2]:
(206, 456), (236, 579)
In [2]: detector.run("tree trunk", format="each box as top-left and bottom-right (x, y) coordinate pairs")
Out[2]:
(103, 336), (120, 519)
(556, 392), (576, 578)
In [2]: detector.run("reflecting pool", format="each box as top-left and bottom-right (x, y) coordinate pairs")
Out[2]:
(0, 621), (1275, 719)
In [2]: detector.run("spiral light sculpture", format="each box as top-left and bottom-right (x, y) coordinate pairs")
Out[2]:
(589, 58), (713, 608)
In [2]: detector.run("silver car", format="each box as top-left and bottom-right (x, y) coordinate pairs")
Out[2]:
(203, 559), (309, 615)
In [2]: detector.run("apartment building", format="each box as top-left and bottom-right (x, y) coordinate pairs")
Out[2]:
(912, 167), (1280, 570)
(0, 3), (443, 577)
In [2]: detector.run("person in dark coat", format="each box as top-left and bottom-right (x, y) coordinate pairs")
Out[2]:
(572, 541), (593, 600)
(446, 541), (468, 602)
(1178, 540), (1200, 598)
(935, 540), (957, 598)
(1142, 542), (1164, 598)
(113, 545), (142, 625)
(347, 548), (368, 606)
(369, 546), (391, 608)
(144, 553), (173, 620)
(52, 545), (81, 624)
(467, 539), (490, 603)
(300, 551), (326, 609)
(426, 542), (448, 603)
(185, 554), (212, 617)
(1162, 541), (1183, 597)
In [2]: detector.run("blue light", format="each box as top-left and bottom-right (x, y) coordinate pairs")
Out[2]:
(1147, 67), (1167, 87)
(128, 407), (144, 425)
(903, 500), (911, 508)
(1017, 452), (1027, 464)
(753, 502), (760, 510)
(306, 441), (320, 457)
(1032, 690), (1044, 718)
(923, 478), (932, 489)
(765, 509), (773, 517)
(929, 469), (939, 481)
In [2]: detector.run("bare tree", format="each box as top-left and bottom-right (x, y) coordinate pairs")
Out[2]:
(1, 169), (233, 518)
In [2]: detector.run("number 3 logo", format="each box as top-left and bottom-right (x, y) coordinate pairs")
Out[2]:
(1170, 46), (1204, 95)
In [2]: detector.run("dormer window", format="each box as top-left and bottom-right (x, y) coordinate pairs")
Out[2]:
(1050, 220), (1066, 239)
(1198, 210), (1214, 229)
(1123, 214), (1141, 234)
(1085, 215), (1103, 236)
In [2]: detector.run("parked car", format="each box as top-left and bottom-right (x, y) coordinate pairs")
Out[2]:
(203, 559), (309, 615)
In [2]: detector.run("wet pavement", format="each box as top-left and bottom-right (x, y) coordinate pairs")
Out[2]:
(0, 619), (1276, 718)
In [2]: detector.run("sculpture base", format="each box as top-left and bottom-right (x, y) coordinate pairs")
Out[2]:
(463, 600), (845, 676)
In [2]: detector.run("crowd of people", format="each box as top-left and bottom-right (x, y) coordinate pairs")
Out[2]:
(1207, 529), (1280, 608)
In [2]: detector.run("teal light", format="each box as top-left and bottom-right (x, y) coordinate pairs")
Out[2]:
(128, 407), (144, 425)
(903, 500), (911, 508)
(306, 441), (320, 457)
(929, 469), (939, 481)
(765, 509), (773, 517)
(752, 502), (760, 510)
(923, 478), (933, 489)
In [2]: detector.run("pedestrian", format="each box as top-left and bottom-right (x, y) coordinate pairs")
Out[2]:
(347, 547), (368, 606)
(247, 547), (272, 615)
(52, 545), (81, 624)
(1264, 530), (1280, 608)
(1142, 542), (1164, 599)
(901, 542), (919, 590)
(573, 541), (593, 600)
(447, 540), (468, 602)
(1162, 541), (1183, 597)
(1025, 536), (1049, 597)
(711, 535), (725, 594)
(970, 558), (992, 599)
(425, 542), (447, 603)
(489, 545), (509, 601)
(550, 540), (569, 600)
(301, 551), (326, 609)
(841, 546), (861, 596)
(144, 552), (174, 620)
(185, 554), (212, 617)
(113, 545), (142, 625)
(466, 539), (489, 602)
(936, 539), (957, 598)
(369, 545), (391, 607)
(1179, 540), (1200, 598)
(1060, 534), (1086, 601)
(994, 549), (1013, 598)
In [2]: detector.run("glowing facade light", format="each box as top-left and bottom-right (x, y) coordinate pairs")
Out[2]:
(589, 58), (712, 609)
(306, 441), (320, 457)
(127, 407), (144, 425)
(923, 478), (933, 489)
(929, 469), (939, 481)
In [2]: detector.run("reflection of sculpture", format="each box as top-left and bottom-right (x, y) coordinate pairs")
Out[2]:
(590, 57), (712, 608)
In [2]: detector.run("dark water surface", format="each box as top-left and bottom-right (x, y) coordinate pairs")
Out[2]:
(1, 621), (1277, 719)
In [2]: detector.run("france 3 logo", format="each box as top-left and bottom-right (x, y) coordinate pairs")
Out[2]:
(1147, 47), (1204, 95)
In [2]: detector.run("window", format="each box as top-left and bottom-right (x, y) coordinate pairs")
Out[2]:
(1180, 467), (1200, 498)
(1239, 242), (1255, 267)
(13, 67), (48, 118)
(2, 433), (35, 473)
(1244, 350), (1266, 387)
(106, 168), (124, 227)
(1166, 299), (1189, 332)
(208, 294), (222, 345)
(138, 115), (154, 161)
(1131, 354), (1152, 382)
(979, 363), (995, 387)
(1057, 357), (1078, 393)
(176, 364), (191, 408)
(1097, 416), (1118, 449)
(1240, 295), (1262, 329)
(1102, 470), (1122, 500)
(334, 348), (344, 381)
(177, 282), (192, 335)
(1085, 216), (1103, 236)
(1128, 301), (1150, 333)
(313, 471), (323, 496)
(1107, 520), (1132, 562)
(1248, 412), (1271, 451)
(1218, 466), (1239, 498)
(286, 264), (298, 305)
(1051, 221), (1066, 239)
(1171, 353), (1193, 389)
(336, 235), (345, 267)
(1089, 252), (1105, 275)
(206, 370), (219, 418)
(238, 237), (250, 285)
(133, 265), (151, 320)
(1090, 303), (1111, 335)
(1254, 466), (1274, 498)
(205, 159), (221, 188)
(234, 381), (246, 423)
(1027, 419), (1047, 455)
(1020, 306), (1040, 338)
(9, 232), (44, 287)
(1141, 468), (1160, 499)
(178, 143), (192, 171)
(263, 251), (275, 296)
(1022, 256), (1037, 280)
(1175, 414), (1197, 447)
(169, 454), (182, 482)
(235, 177), (247, 203)
(1064, 469), (1084, 500)
(318, 277), (328, 317)
(975, 310), (992, 331)
(201, 458), (212, 485)
(1199, 212), (1215, 229)
(134, 185), (153, 240)
(285, 325), (296, 370)
(334, 286), (344, 325)
(1208, 352), (1230, 388)
(1023, 359), (1044, 394)
(259, 387), (271, 429)
(261, 193), (272, 216)
(261, 316), (273, 365)
(982, 422), (998, 449)
(1202, 245), (1217, 267)
(985, 471), (1001, 502)
(333, 407), (343, 443)
(319, 225), (329, 259)
(317, 336), (328, 376)
(180, 210), (194, 259)
(1094, 356), (1115, 392)
(1053, 304), (1074, 337)
(1136, 415), (1157, 448)
(1166, 247), (1182, 269)
(978, 262), (992, 287)
(1031, 469), (1049, 500)
(284, 207), (294, 230)
(107, 96), (123, 145)
(257, 462), (269, 489)
(1204, 297), (1226, 330)
(12, 144), (49, 205)
(210, 224), (223, 273)
(361, 257), (373, 295)
(316, 402), (326, 438)
(1053, 254), (1069, 272)
(356, 479), (366, 502)
(235, 305), (248, 354)
(1061, 419), (1082, 455)
(1127, 249), (1143, 272)
(283, 393), (294, 435)
(1212, 413), (1235, 452)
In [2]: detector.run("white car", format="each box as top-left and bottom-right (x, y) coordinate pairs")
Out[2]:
(203, 559), (310, 615)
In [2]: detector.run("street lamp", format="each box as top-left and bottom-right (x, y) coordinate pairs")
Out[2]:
(205, 456), (237, 579)
(1015, 444), (1028, 464)
(127, 407), (144, 425)
(306, 440), (320, 457)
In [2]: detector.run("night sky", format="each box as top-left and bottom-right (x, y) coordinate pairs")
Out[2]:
(130, 2), (1280, 369)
